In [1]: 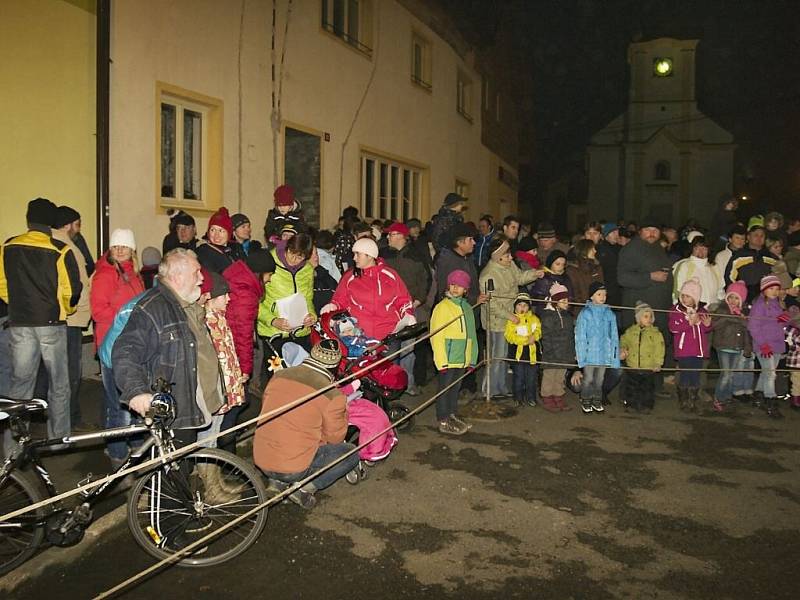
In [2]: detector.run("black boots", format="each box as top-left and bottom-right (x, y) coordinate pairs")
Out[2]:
(764, 397), (785, 419)
(678, 388), (699, 413)
(751, 391), (765, 409)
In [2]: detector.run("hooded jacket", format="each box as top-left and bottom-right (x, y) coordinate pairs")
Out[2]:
(528, 269), (573, 315)
(668, 302), (712, 359)
(672, 255), (723, 305)
(747, 295), (786, 353)
(711, 301), (753, 355)
(263, 200), (305, 242)
(222, 260), (264, 375)
(331, 258), (414, 340)
(725, 248), (778, 302)
(474, 228), (495, 269)
(504, 310), (542, 364)
(479, 259), (541, 332)
(90, 256), (145, 349)
(430, 294), (479, 370)
(257, 248), (315, 339)
(539, 304), (575, 366)
(620, 323), (665, 370)
(575, 301), (620, 368)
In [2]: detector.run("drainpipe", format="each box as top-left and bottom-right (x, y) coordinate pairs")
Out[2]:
(96, 0), (110, 252)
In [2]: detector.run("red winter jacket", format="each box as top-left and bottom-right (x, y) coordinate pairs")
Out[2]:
(331, 259), (413, 340)
(222, 260), (263, 376)
(90, 256), (145, 349)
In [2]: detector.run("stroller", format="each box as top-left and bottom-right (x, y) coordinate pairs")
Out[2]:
(312, 310), (426, 432)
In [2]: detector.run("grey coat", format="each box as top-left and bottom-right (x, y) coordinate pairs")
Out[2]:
(618, 236), (674, 327)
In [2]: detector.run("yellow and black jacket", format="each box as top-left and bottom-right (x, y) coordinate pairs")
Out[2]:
(0, 226), (82, 326)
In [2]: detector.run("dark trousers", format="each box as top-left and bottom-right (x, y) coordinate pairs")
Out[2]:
(436, 368), (464, 421)
(511, 362), (538, 405)
(677, 356), (703, 388)
(218, 403), (248, 454)
(67, 326), (83, 424)
(622, 370), (656, 410)
(461, 323), (485, 393)
(261, 443), (359, 491)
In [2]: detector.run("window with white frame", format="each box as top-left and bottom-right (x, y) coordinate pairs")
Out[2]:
(411, 32), (432, 90)
(456, 70), (472, 122)
(321, 0), (373, 56)
(361, 153), (423, 222)
(157, 83), (222, 212)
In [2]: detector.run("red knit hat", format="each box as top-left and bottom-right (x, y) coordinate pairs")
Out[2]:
(274, 184), (295, 207)
(207, 207), (233, 239)
(385, 222), (410, 237)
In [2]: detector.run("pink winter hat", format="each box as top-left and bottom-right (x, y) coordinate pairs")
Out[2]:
(679, 277), (702, 305)
(760, 274), (781, 292)
(725, 281), (747, 304)
(549, 282), (569, 301)
(447, 269), (471, 289)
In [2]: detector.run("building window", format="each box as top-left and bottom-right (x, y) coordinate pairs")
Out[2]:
(321, 0), (373, 57)
(455, 178), (470, 202)
(157, 83), (223, 213)
(456, 70), (472, 122)
(362, 153), (423, 222)
(411, 32), (432, 90)
(654, 160), (671, 180)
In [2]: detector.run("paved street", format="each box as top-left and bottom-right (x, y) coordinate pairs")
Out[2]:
(7, 379), (800, 599)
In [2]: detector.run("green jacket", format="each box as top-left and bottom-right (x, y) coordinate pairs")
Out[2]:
(620, 323), (665, 370)
(257, 249), (315, 338)
(430, 295), (478, 370)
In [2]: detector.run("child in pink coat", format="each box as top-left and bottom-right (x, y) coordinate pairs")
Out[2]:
(668, 277), (712, 412)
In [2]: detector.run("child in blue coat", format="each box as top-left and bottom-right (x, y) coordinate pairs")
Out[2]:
(575, 282), (620, 413)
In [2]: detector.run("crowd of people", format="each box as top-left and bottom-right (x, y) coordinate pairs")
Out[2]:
(1, 191), (799, 507)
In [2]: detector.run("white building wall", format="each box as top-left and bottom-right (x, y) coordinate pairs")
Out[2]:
(109, 0), (494, 251)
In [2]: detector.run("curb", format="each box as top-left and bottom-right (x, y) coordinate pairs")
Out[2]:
(0, 504), (127, 592)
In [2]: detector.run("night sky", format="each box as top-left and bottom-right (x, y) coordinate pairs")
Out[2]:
(443, 0), (800, 217)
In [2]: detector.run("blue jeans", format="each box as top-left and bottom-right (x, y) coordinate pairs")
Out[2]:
(716, 351), (748, 400)
(8, 325), (70, 440)
(483, 331), (509, 396)
(260, 442), (360, 491)
(399, 339), (416, 390)
(196, 414), (225, 449)
(511, 362), (538, 405)
(67, 326), (83, 424)
(581, 365), (606, 400)
(0, 319), (11, 397)
(677, 357), (703, 388)
(756, 353), (782, 398)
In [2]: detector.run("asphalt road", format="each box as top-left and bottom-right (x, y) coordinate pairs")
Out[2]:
(7, 381), (800, 599)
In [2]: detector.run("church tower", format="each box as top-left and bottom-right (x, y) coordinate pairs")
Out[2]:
(586, 38), (735, 225)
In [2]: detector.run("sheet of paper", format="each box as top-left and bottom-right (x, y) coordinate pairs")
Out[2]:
(516, 325), (528, 336)
(276, 292), (308, 328)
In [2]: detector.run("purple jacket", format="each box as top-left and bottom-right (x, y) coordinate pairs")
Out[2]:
(747, 296), (785, 353)
(668, 303), (712, 358)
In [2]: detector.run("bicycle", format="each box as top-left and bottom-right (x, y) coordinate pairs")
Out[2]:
(0, 379), (268, 576)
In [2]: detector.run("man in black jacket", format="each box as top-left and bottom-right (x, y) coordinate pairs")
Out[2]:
(112, 248), (222, 433)
(0, 198), (83, 449)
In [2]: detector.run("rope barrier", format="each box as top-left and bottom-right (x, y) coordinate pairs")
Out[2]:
(488, 291), (799, 323)
(0, 301), (480, 523)
(92, 366), (479, 599)
(496, 356), (797, 374)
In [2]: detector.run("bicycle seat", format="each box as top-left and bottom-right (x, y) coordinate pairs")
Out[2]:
(0, 398), (48, 421)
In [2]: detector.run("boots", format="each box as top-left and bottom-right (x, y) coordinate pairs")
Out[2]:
(541, 396), (560, 413)
(764, 397), (785, 419)
(553, 396), (572, 412)
(677, 387), (689, 412)
(196, 464), (242, 505)
(688, 388), (700, 413)
(790, 396), (800, 411)
(751, 391), (765, 410)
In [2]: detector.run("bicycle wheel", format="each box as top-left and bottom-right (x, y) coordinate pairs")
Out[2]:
(0, 470), (48, 575)
(127, 448), (268, 567)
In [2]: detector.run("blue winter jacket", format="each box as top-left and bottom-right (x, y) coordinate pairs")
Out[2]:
(574, 301), (620, 368)
(474, 230), (495, 270)
(98, 293), (145, 369)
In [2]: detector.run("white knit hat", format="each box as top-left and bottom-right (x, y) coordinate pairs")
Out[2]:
(352, 237), (379, 259)
(110, 228), (136, 250)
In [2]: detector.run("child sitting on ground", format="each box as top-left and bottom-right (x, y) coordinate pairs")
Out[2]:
(574, 282), (619, 414)
(710, 281), (753, 411)
(539, 283), (575, 412)
(668, 277), (712, 413)
(619, 302), (665, 414)
(504, 293), (542, 408)
(429, 269), (478, 435)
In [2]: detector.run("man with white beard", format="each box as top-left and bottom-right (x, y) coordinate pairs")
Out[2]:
(112, 248), (223, 435)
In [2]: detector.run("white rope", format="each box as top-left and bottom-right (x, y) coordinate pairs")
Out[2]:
(497, 357), (797, 374)
(92, 366), (479, 599)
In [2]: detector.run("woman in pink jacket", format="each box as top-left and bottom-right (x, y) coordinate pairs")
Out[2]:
(668, 277), (712, 413)
(322, 238), (415, 341)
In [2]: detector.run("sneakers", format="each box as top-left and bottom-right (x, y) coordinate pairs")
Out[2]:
(580, 398), (593, 414)
(438, 416), (468, 435)
(268, 479), (317, 509)
(591, 397), (604, 412)
(450, 414), (473, 430)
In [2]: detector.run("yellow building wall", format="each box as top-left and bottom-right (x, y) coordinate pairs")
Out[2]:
(0, 0), (96, 253)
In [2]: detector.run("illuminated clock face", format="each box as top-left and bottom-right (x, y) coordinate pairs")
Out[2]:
(654, 57), (673, 77)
